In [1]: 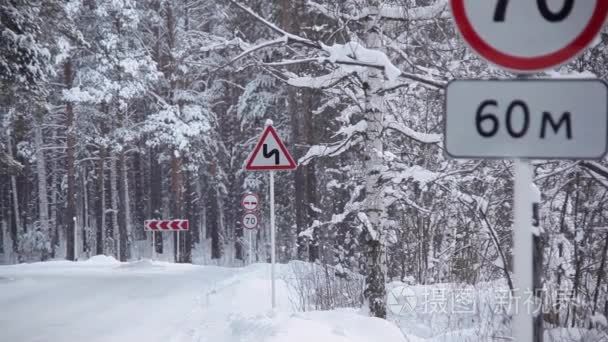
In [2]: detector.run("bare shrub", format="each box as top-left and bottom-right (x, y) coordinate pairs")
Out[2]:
(282, 260), (365, 312)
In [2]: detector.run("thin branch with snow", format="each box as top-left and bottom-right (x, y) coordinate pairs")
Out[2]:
(384, 121), (442, 144)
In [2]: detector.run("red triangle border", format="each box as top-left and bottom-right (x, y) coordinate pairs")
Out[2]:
(245, 125), (297, 171)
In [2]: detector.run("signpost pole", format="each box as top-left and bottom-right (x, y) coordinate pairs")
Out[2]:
(74, 216), (78, 261)
(176, 231), (180, 263)
(532, 184), (544, 342)
(152, 232), (156, 260)
(513, 159), (534, 342)
(249, 229), (253, 265)
(269, 170), (276, 309)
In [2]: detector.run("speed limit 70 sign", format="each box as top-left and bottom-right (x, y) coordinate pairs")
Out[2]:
(242, 212), (259, 230)
(445, 79), (608, 159)
(450, 1), (608, 72)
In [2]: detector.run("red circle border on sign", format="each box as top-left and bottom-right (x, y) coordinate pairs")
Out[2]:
(450, 0), (608, 72)
(241, 193), (260, 212)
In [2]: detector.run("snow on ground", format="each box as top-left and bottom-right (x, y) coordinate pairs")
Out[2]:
(0, 259), (408, 342)
(2, 258), (600, 342)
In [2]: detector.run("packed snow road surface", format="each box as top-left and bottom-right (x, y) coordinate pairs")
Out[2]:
(0, 257), (236, 342)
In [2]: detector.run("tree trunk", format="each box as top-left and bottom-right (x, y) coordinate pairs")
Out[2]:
(362, 1), (387, 318)
(6, 134), (20, 259)
(7, 134), (21, 237)
(149, 0), (162, 257)
(555, 189), (570, 325)
(132, 152), (146, 242)
(365, 239), (386, 318)
(118, 152), (129, 261)
(568, 174), (582, 327)
(592, 232), (608, 316)
(0, 177), (7, 257)
(150, 0), (162, 260)
(65, 58), (76, 261)
(149, 148), (162, 254)
(207, 170), (222, 260)
(215, 184), (225, 260)
(183, 169), (197, 263)
(96, 148), (105, 255)
(171, 153), (184, 262)
(50, 129), (59, 257)
(110, 156), (119, 258)
(34, 118), (50, 260)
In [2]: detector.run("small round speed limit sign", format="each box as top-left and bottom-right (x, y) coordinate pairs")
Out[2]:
(450, 0), (608, 72)
(242, 212), (259, 230)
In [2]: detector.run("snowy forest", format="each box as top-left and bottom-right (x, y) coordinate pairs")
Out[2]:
(3, 0), (608, 339)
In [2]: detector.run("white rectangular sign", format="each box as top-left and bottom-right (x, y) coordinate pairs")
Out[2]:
(445, 79), (608, 159)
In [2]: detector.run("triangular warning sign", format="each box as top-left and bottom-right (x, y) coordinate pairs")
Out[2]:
(245, 125), (297, 171)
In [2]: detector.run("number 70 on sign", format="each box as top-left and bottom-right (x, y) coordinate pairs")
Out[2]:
(242, 212), (259, 230)
(493, 0), (573, 22)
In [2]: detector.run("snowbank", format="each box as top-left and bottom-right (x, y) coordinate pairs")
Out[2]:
(386, 280), (510, 341)
(222, 309), (407, 342)
(82, 255), (120, 265)
(118, 259), (163, 269)
(195, 262), (409, 342)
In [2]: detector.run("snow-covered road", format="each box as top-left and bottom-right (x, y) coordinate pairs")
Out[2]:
(0, 257), (235, 342)
(0, 257), (455, 342)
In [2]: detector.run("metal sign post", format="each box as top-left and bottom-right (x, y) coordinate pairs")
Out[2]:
(248, 229), (253, 265)
(152, 232), (156, 260)
(176, 231), (180, 263)
(513, 159), (534, 341)
(269, 171), (276, 309)
(245, 121), (297, 310)
(74, 216), (78, 261)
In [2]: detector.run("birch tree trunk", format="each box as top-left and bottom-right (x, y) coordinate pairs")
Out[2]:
(555, 188), (570, 325)
(362, 1), (387, 319)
